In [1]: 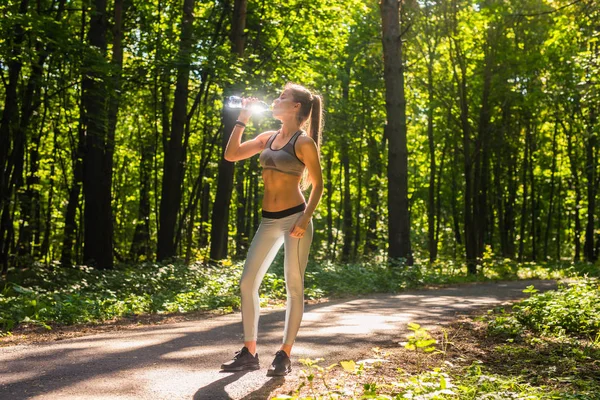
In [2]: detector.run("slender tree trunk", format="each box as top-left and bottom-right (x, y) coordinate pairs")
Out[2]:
(380, 0), (412, 265)
(564, 120), (581, 261)
(235, 160), (247, 259)
(157, 0), (195, 261)
(210, 0), (247, 260)
(426, 56), (437, 263)
(0, 0), (30, 275)
(199, 181), (210, 248)
(556, 176), (563, 260)
(353, 134), (363, 260)
(102, 0), (129, 263)
(326, 155), (334, 257)
(341, 140), (352, 261)
(365, 133), (380, 254)
(81, 0), (113, 269)
(435, 138), (447, 256)
(529, 121), (538, 261)
(584, 104), (597, 261)
(130, 132), (153, 261)
(476, 43), (493, 261)
(449, 108), (462, 251)
(453, 41), (476, 274)
(518, 119), (529, 262)
(544, 120), (559, 259)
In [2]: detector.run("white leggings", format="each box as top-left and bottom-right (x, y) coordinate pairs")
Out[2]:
(239, 211), (313, 345)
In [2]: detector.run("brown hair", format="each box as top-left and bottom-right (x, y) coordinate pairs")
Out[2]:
(285, 83), (323, 190)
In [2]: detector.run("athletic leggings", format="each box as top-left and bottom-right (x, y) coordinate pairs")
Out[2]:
(239, 207), (313, 345)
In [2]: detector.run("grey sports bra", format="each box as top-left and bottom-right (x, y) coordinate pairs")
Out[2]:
(259, 130), (306, 176)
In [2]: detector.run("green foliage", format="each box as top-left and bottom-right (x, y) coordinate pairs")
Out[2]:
(488, 278), (600, 339)
(0, 262), (246, 333)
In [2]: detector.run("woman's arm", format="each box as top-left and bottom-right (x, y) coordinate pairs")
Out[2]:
(223, 126), (271, 162)
(224, 98), (271, 162)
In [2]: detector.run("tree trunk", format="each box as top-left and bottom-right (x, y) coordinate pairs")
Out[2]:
(326, 155), (334, 257)
(518, 118), (529, 262)
(81, 0), (113, 269)
(584, 103), (597, 261)
(235, 160), (247, 259)
(341, 140), (352, 261)
(564, 120), (581, 261)
(365, 132), (381, 255)
(426, 53), (437, 263)
(157, 0), (195, 261)
(529, 121), (538, 261)
(130, 132), (153, 261)
(450, 108), (462, 252)
(475, 43), (493, 262)
(210, 0), (248, 260)
(544, 120), (559, 259)
(380, 0), (412, 265)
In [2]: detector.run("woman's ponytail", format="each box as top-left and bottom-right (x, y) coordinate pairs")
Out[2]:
(285, 83), (323, 190)
(308, 95), (322, 155)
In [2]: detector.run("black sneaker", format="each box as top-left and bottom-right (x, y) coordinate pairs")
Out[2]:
(220, 347), (260, 371)
(266, 350), (292, 376)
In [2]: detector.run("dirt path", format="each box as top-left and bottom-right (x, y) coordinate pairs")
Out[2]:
(0, 279), (556, 399)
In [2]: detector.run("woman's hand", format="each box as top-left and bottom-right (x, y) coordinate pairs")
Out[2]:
(290, 213), (311, 238)
(238, 97), (258, 123)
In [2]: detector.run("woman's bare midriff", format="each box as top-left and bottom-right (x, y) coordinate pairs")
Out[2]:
(261, 169), (305, 212)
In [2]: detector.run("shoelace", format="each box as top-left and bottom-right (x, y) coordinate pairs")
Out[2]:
(233, 349), (247, 359)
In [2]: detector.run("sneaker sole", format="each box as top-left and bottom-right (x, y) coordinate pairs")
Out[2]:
(266, 367), (292, 377)
(221, 363), (260, 372)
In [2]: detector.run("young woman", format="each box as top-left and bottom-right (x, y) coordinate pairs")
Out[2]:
(220, 83), (323, 376)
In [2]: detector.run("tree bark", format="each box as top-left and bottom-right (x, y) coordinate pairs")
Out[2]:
(584, 103), (597, 261)
(341, 140), (353, 261)
(0, 0), (30, 275)
(81, 0), (113, 269)
(157, 0), (196, 261)
(563, 120), (581, 261)
(380, 0), (412, 265)
(544, 120), (559, 260)
(210, 0), (248, 260)
(518, 118), (529, 262)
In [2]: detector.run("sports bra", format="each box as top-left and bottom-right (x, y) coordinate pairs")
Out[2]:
(258, 130), (306, 176)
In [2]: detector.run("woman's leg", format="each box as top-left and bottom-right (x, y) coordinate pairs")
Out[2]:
(281, 216), (314, 353)
(239, 218), (284, 353)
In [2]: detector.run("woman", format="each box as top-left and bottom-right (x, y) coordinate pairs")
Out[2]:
(220, 83), (323, 376)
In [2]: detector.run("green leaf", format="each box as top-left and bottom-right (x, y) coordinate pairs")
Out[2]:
(407, 322), (421, 331)
(340, 360), (356, 372)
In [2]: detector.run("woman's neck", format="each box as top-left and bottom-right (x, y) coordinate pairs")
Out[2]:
(280, 119), (301, 137)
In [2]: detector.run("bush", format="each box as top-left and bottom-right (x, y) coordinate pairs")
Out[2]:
(489, 278), (600, 339)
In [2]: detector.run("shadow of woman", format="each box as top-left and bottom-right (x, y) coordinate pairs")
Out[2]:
(240, 376), (285, 400)
(193, 371), (251, 400)
(192, 372), (285, 400)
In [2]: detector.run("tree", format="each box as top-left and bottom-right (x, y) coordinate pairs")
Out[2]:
(157, 0), (196, 261)
(380, 0), (413, 265)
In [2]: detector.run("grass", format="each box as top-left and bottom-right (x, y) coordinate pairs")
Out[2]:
(269, 278), (600, 399)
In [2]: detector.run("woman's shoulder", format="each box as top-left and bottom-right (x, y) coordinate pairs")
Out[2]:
(295, 133), (318, 158)
(255, 130), (278, 145)
(296, 133), (317, 147)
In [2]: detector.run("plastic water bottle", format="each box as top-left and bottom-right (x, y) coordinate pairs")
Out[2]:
(226, 96), (271, 114)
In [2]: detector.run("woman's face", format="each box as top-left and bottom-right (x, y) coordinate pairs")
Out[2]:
(271, 88), (299, 121)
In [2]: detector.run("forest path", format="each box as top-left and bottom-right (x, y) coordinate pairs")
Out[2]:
(0, 279), (556, 399)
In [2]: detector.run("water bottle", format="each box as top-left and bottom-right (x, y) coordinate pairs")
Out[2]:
(226, 96), (271, 114)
